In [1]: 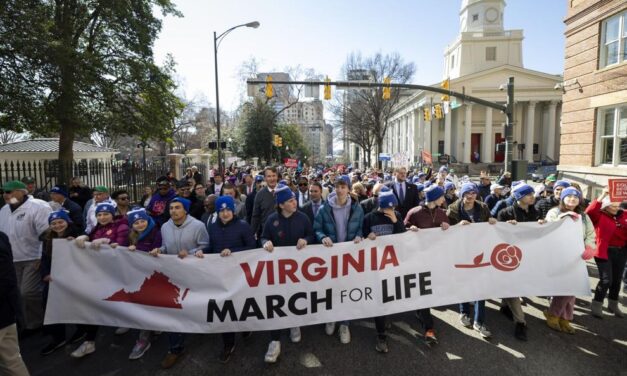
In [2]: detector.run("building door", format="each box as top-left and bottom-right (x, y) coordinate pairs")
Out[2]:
(494, 133), (504, 162)
(471, 134), (481, 163)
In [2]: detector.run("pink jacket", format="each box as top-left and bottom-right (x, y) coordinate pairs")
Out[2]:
(89, 219), (129, 246)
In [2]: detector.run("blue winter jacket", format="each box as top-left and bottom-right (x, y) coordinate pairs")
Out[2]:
(207, 218), (256, 254)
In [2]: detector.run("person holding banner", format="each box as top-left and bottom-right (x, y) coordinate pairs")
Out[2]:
(124, 208), (163, 360)
(207, 196), (256, 363)
(261, 184), (315, 363)
(497, 183), (545, 341)
(362, 187), (408, 353)
(447, 183), (495, 339)
(314, 176), (364, 345)
(151, 197), (209, 369)
(585, 187), (627, 318)
(544, 187), (596, 333)
(40, 210), (82, 356)
(404, 185), (449, 345)
(71, 202), (130, 358)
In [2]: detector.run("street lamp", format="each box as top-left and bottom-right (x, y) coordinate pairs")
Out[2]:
(214, 21), (260, 174)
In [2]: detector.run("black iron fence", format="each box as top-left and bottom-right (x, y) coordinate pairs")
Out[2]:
(0, 159), (180, 204)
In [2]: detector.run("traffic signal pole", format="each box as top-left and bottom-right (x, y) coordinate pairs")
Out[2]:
(247, 77), (515, 173)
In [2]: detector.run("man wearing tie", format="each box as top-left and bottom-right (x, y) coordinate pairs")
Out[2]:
(251, 167), (280, 239)
(300, 182), (325, 238)
(295, 177), (310, 208)
(389, 167), (420, 219)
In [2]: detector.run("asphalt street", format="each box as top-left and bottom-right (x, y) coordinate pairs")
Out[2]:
(19, 261), (627, 376)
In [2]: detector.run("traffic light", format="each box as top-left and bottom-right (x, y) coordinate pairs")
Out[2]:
(423, 107), (431, 122)
(441, 78), (450, 102)
(277, 136), (283, 147)
(273, 134), (279, 146)
(434, 104), (443, 119)
(382, 77), (391, 100)
(266, 75), (273, 98)
(324, 76), (331, 100)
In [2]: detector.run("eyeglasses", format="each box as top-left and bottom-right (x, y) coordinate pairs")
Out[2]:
(299, 183), (308, 187)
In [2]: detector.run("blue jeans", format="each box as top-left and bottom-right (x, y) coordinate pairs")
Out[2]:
(459, 300), (486, 325)
(168, 332), (185, 354)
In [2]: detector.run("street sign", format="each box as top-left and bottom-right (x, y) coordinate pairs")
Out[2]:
(284, 158), (298, 168)
(379, 153), (391, 161)
(609, 179), (627, 201)
(450, 101), (462, 109)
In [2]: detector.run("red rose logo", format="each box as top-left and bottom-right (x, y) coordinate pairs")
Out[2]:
(455, 243), (523, 272)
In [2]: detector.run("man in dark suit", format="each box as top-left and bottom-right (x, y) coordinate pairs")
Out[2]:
(206, 174), (225, 196)
(251, 167), (280, 238)
(388, 167), (421, 219)
(0, 231), (30, 375)
(299, 182), (325, 234)
(295, 176), (310, 209)
(245, 175), (263, 224)
(50, 186), (85, 233)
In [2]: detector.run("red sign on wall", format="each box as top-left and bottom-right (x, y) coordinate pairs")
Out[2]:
(608, 179), (627, 201)
(284, 158), (298, 168)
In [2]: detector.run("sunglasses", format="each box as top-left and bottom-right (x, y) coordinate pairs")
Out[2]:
(117, 196), (129, 201)
(299, 183), (308, 187)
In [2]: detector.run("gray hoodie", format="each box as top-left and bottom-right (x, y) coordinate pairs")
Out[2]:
(327, 192), (352, 243)
(160, 214), (209, 255)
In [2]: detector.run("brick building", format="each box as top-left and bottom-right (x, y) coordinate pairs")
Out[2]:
(559, 0), (627, 197)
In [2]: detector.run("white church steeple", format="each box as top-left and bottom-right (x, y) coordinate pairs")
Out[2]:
(444, 0), (523, 79)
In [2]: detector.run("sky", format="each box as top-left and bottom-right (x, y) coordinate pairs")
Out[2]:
(153, 0), (567, 112)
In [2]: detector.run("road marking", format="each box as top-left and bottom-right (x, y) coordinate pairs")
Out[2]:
(300, 352), (322, 368)
(446, 352), (463, 360)
(576, 346), (598, 356)
(496, 343), (525, 359)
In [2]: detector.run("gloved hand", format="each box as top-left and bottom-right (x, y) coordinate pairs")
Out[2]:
(74, 235), (89, 249)
(90, 238), (111, 250)
(582, 245), (595, 260)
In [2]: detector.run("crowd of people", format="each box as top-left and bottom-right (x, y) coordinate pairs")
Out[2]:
(0, 164), (626, 374)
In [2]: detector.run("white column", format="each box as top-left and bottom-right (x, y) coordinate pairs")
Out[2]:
(444, 108), (452, 155)
(547, 101), (557, 160)
(423, 107), (432, 155)
(525, 101), (537, 162)
(463, 104), (473, 164)
(483, 106), (493, 163)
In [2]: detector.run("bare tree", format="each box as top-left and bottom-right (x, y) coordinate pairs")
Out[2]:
(334, 52), (415, 168)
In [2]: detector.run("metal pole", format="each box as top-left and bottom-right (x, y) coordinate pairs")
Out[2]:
(504, 77), (514, 174)
(213, 31), (222, 175)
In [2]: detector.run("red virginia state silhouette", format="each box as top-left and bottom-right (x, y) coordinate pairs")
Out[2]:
(104, 271), (189, 309)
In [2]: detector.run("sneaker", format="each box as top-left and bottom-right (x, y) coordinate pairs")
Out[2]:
(514, 322), (527, 341)
(325, 322), (336, 336)
(375, 336), (389, 353)
(70, 341), (95, 358)
(218, 344), (235, 364)
(68, 331), (87, 344)
(339, 324), (351, 344)
(40, 339), (67, 356)
(161, 351), (183, 369)
(290, 327), (301, 343)
(459, 313), (472, 328)
(128, 340), (151, 360)
(264, 341), (281, 363)
(115, 327), (130, 335)
(424, 329), (437, 343)
(500, 305), (514, 321)
(473, 322), (492, 338)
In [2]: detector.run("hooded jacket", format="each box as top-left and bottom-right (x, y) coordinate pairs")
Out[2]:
(147, 189), (177, 226)
(314, 192), (364, 243)
(160, 214), (209, 255)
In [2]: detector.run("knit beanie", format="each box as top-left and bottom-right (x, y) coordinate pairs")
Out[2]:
(127, 208), (151, 225)
(415, 183), (425, 193)
(459, 182), (478, 197)
(337, 175), (351, 187)
(425, 186), (445, 203)
(439, 166), (449, 173)
(554, 180), (570, 189)
(50, 186), (68, 198)
(216, 195), (236, 213)
(171, 197), (191, 213)
(378, 187), (398, 209)
(95, 203), (116, 215)
(48, 210), (72, 224)
(274, 184), (295, 205)
(560, 187), (581, 201)
(490, 183), (504, 193)
(444, 181), (455, 192)
(512, 184), (534, 200)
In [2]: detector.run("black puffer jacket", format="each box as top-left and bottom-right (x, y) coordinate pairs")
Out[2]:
(0, 231), (22, 329)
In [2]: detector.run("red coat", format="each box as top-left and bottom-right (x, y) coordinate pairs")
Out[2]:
(89, 219), (129, 246)
(585, 200), (627, 259)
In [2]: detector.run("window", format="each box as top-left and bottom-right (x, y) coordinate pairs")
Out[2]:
(486, 47), (497, 61)
(472, 14), (479, 22)
(599, 105), (627, 165)
(451, 55), (455, 69)
(600, 11), (627, 68)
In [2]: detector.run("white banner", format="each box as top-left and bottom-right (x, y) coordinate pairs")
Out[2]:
(45, 220), (590, 333)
